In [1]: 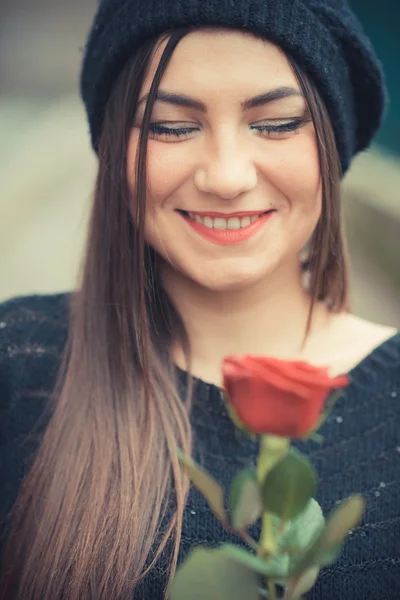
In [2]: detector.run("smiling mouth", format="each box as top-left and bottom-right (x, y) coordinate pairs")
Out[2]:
(177, 210), (273, 230)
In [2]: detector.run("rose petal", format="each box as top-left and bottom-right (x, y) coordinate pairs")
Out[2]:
(221, 354), (349, 438)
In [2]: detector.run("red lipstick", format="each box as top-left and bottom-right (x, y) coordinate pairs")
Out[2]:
(186, 210), (267, 218)
(178, 210), (275, 246)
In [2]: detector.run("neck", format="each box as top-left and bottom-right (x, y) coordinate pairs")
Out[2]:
(162, 260), (332, 386)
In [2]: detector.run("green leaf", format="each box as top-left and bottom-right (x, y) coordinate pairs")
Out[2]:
(176, 448), (226, 522)
(294, 494), (365, 573)
(284, 566), (320, 600)
(262, 448), (318, 520)
(229, 467), (263, 530)
(307, 432), (324, 443)
(323, 494), (365, 546)
(260, 499), (325, 584)
(220, 544), (284, 579)
(169, 546), (260, 600)
(278, 499), (325, 573)
(263, 550), (290, 581)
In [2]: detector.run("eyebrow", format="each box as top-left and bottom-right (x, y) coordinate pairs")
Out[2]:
(137, 86), (303, 112)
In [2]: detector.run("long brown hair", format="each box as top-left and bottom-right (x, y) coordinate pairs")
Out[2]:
(0, 27), (349, 600)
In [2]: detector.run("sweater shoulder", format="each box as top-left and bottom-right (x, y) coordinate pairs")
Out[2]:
(0, 291), (70, 403)
(0, 293), (71, 519)
(348, 331), (400, 391)
(0, 292), (70, 341)
(0, 292), (70, 424)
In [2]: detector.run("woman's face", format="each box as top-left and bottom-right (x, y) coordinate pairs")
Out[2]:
(127, 29), (322, 292)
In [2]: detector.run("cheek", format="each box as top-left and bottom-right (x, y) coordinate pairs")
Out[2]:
(148, 146), (191, 202)
(126, 132), (194, 204)
(260, 132), (321, 213)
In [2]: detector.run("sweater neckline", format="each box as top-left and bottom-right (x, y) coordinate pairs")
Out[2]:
(175, 331), (400, 396)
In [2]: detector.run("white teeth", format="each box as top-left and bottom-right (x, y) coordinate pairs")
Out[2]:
(186, 212), (263, 229)
(227, 217), (241, 230)
(213, 218), (227, 230)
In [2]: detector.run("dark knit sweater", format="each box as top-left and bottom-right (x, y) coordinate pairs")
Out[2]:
(0, 293), (399, 599)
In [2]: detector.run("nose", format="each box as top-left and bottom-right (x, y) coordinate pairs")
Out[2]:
(194, 134), (258, 200)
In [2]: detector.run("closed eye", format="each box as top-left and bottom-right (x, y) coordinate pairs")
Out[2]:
(250, 118), (308, 137)
(147, 116), (310, 141)
(148, 122), (199, 140)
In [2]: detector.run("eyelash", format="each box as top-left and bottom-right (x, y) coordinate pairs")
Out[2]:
(148, 119), (306, 139)
(149, 124), (196, 138)
(251, 119), (305, 134)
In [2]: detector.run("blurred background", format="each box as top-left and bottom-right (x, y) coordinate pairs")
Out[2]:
(0, 0), (399, 326)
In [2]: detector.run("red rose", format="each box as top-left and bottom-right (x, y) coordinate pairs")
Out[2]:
(222, 355), (349, 438)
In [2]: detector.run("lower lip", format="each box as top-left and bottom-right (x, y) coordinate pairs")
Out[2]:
(179, 212), (275, 245)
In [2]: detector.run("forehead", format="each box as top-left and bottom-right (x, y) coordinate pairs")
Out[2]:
(143, 28), (299, 95)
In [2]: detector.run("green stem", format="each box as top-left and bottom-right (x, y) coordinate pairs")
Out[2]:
(272, 517), (289, 549)
(267, 578), (278, 600)
(259, 511), (276, 556)
(257, 435), (289, 486)
(257, 435), (290, 556)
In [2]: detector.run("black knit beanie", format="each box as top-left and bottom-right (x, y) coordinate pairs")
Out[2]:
(80, 0), (387, 174)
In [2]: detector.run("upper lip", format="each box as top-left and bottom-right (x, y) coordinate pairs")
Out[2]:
(180, 210), (273, 218)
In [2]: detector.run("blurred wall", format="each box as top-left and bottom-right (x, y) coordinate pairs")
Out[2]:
(0, 0), (97, 299)
(0, 0), (399, 327)
(0, 0), (96, 96)
(349, 0), (400, 155)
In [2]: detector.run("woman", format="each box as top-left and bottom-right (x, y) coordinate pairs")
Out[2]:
(0, 0), (399, 598)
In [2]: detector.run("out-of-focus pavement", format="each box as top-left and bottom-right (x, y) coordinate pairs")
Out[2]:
(0, 0), (399, 327)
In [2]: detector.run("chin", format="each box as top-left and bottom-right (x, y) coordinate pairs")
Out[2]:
(192, 267), (268, 293)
